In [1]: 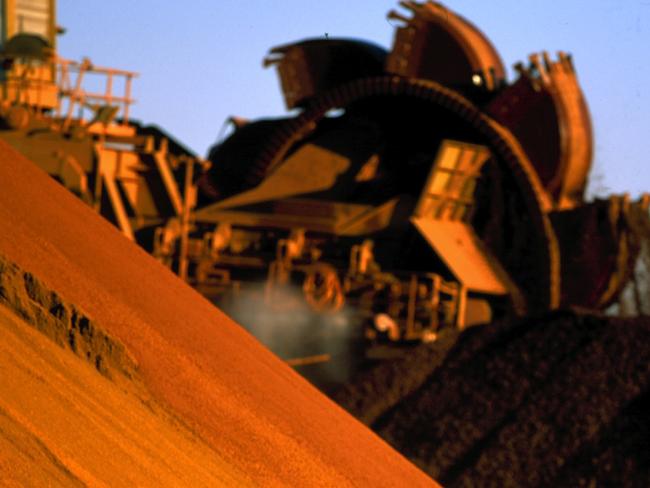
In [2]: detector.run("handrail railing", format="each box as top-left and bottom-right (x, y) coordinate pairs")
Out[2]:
(1, 54), (138, 130)
(55, 57), (138, 130)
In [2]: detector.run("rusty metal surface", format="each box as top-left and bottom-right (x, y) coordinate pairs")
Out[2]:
(487, 52), (593, 209)
(386, 1), (505, 94)
(264, 39), (387, 109)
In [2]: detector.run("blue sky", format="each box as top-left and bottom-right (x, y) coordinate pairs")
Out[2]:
(58, 1), (650, 197)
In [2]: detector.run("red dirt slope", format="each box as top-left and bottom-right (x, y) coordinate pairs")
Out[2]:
(0, 302), (244, 486)
(0, 141), (436, 487)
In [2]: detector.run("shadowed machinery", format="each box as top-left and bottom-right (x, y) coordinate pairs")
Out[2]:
(1, 0), (648, 348)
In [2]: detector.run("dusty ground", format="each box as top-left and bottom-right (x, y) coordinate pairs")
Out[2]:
(334, 311), (650, 487)
(0, 140), (436, 486)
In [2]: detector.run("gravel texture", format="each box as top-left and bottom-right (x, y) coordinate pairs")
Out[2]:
(335, 311), (650, 487)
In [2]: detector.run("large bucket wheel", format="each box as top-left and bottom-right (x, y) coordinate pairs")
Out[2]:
(246, 76), (560, 312)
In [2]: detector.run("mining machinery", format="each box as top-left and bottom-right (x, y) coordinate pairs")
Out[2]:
(1, 1), (646, 343)
(193, 1), (648, 338)
(0, 0), (206, 280)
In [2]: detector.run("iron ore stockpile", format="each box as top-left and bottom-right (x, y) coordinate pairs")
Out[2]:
(334, 312), (650, 487)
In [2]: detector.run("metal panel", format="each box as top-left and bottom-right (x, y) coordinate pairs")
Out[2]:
(411, 217), (508, 295)
(15, 0), (50, 39)
(200, 143), (350, 211)
(194, 198), (374, 233)
(415, 140), (490, 222)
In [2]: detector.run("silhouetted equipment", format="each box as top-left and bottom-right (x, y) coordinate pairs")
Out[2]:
(196, 0), (648, 339)
(2, 0), (648, 343)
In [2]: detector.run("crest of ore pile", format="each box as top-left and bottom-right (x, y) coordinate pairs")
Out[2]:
(334, 310), (650, 487)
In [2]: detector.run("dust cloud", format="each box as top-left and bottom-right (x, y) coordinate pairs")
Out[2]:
(215, 283), (368, 393)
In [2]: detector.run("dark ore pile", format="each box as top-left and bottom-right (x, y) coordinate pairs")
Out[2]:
(333, 310), (650, 487)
